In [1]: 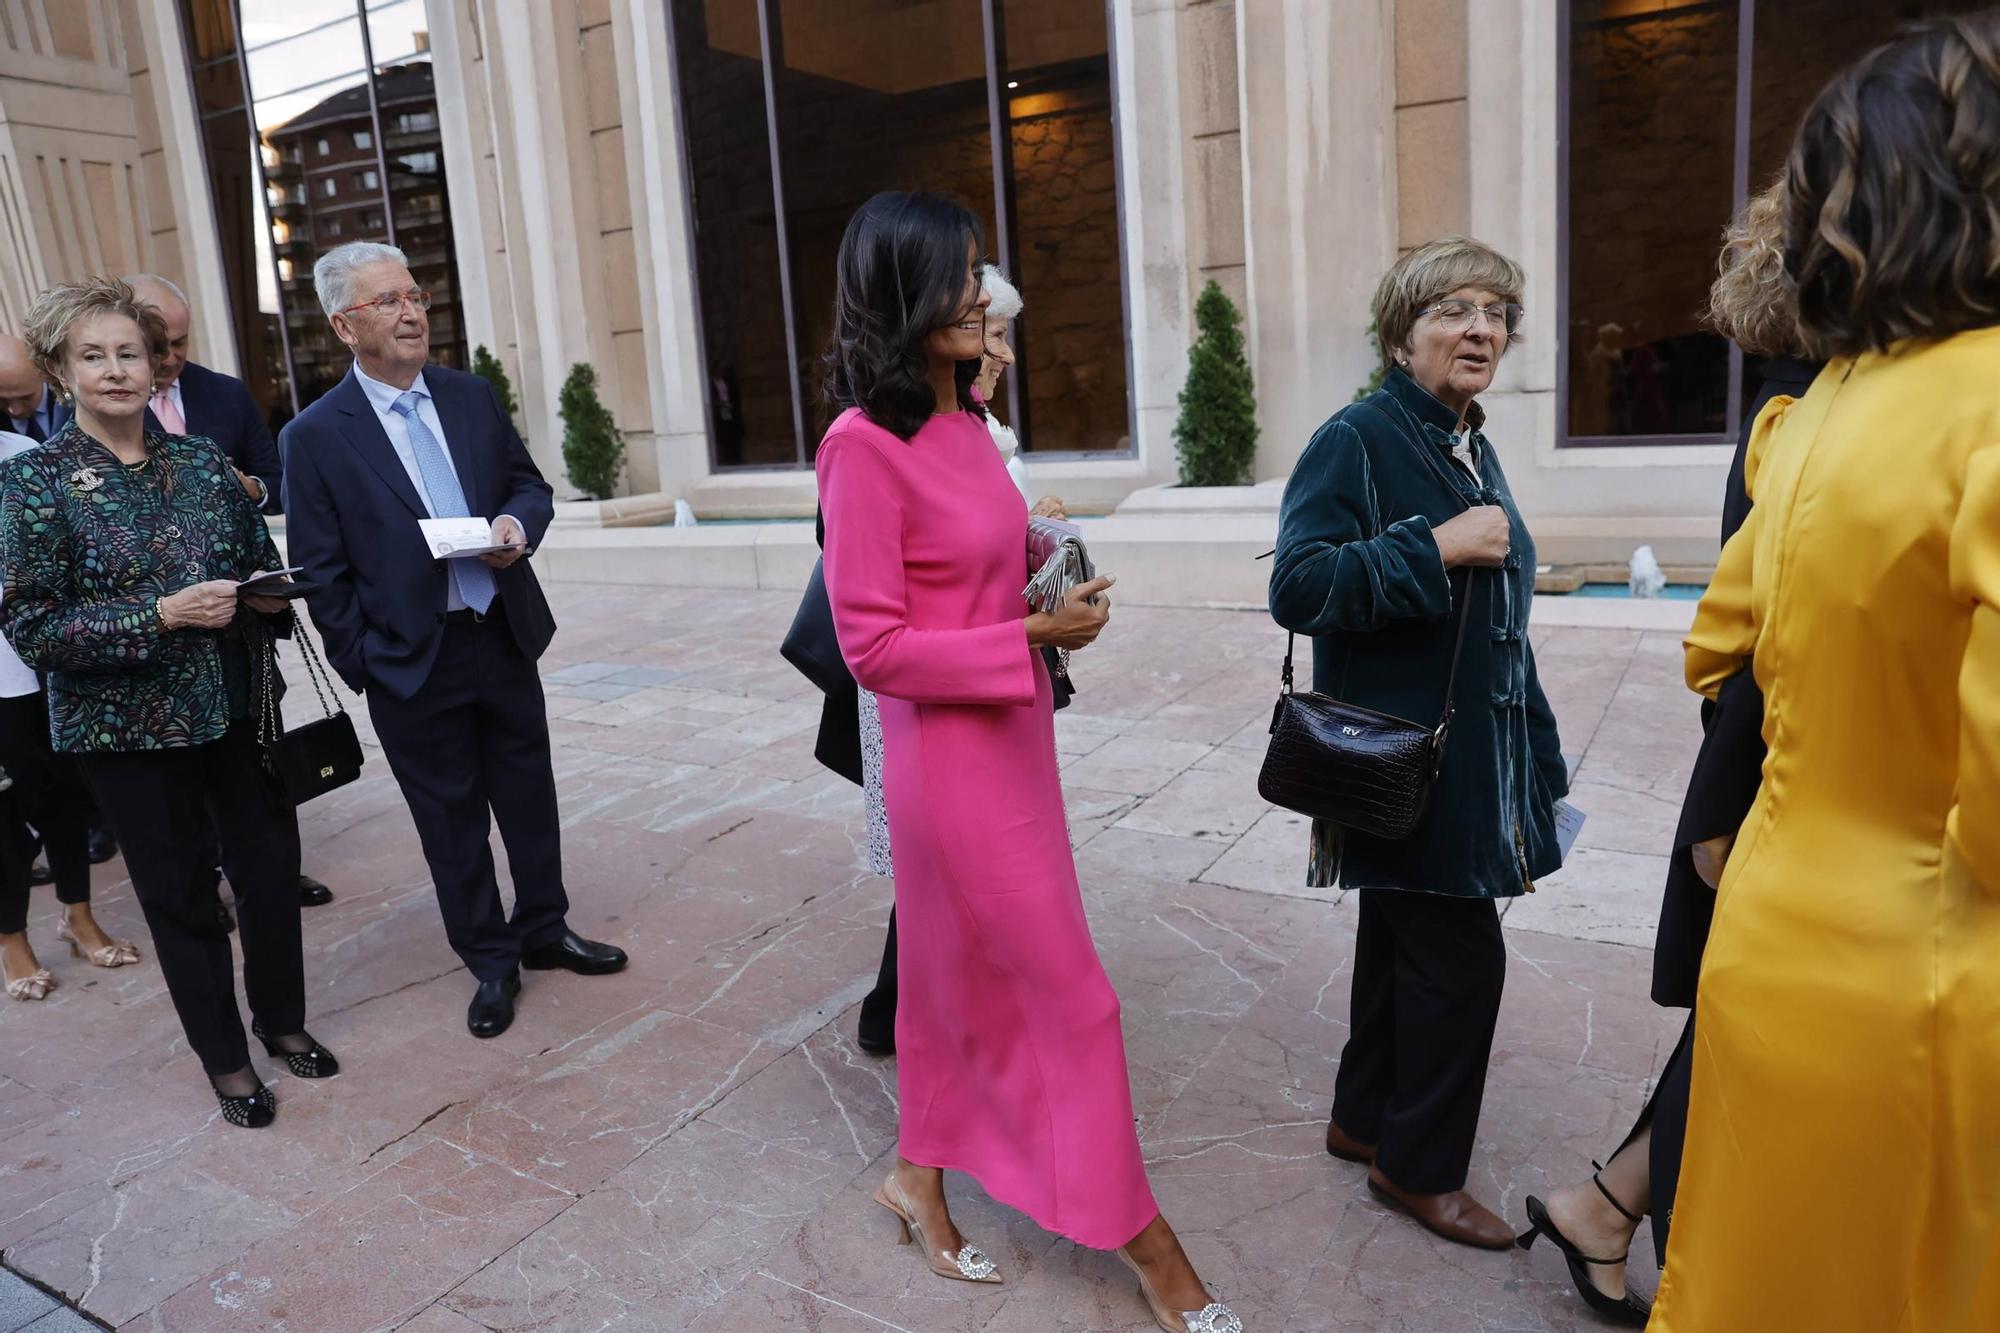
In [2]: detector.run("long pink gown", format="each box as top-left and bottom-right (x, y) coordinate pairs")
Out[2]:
(817, 406), (1159, 1249)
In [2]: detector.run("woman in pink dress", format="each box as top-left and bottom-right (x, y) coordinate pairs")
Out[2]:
(816, 191), (1242, 1333)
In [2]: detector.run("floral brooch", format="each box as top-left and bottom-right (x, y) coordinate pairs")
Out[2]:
(67, 466), (105, 493)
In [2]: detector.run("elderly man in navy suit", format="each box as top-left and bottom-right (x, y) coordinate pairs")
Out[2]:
(125, 275), (335, 913)
(281, 242), (625, 1037)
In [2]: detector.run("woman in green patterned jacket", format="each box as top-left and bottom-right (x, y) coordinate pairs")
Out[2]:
(0, 278), (339, 1128)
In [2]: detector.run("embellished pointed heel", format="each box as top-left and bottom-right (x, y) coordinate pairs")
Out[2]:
(1517, 1174), (1651, 1327)
(253, 1018), (341, 1079)
(1114, 1247), (1244, 1333)
(871, 1173), (1000, 1284)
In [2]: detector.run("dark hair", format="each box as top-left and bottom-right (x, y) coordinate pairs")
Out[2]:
(1784, 13), (2000, 358)
(821, 191), (987, 440)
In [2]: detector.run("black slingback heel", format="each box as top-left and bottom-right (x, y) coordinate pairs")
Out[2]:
(1517, 1171), (1652, 1327)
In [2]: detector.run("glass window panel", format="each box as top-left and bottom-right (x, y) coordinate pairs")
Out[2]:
(670, 0), (799, 468)
(177, 0), (295, 430)
(371, 0), (470, 376)
(774, 0), (996, 462)
(1737, 0), (1992, 400)
(1565, 0), (1738, 440)
(364, 0), (430, 66)
(1000, 0), (1125, 452)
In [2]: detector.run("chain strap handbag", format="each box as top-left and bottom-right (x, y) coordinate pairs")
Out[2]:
(1256, 568), (1476, 840)
(255, 610), (364, 805)
(1025, 516), (1096, 682)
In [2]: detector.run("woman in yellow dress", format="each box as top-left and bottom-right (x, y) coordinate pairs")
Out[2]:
(1649, 15), (2000, 1330)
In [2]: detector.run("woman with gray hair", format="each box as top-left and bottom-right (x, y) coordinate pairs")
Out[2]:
(1269, 237), (1567, 1250)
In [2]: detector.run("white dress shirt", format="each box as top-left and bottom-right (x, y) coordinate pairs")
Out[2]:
(351, 361), (519, 613)
(0, 432), (43, 696)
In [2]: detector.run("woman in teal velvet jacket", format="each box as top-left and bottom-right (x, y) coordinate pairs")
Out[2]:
(1270, 238), (1567, 1253)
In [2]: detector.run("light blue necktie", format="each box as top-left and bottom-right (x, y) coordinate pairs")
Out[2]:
(392, 391), (495, 614)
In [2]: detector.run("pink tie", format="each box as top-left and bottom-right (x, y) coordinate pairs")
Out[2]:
(151, 390), (185, 435)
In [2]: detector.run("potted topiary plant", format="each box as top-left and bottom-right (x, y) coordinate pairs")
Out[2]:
(558, 362), (624, 501)
(1172, 281), (1259, 487)
(471, 344), (525, 443)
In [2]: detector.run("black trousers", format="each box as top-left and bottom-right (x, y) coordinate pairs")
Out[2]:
(76, 722), (304, 1075)
(1606, 1011), (1694, 1268)
(191, 801), (303, 898)
(1331, 887), (1507, 1194)
(366, 614), (569, 982)
(0, 691), (93, 933)
(858, 908), (897, 1047)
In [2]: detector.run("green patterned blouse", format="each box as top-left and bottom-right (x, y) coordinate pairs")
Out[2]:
(0, 422), (284, 753)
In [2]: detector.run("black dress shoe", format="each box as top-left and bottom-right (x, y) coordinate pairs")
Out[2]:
(468, 970), (521, 1038)
(29, 857), (52, 887)
(298, 874), (334, 907)
(521, 930), (628, 976)
(86, 824), (118, 865)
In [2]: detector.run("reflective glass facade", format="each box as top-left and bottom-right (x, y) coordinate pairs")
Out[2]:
(180, 0), (466, 428)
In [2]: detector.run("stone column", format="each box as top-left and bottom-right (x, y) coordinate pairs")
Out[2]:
(126, 0), (234, 373)
(473, 0), (608, 489)
(424, 0), (501, 358)
(1237, 0), (1397, 480)
(611, 0), (709, 503)
(0, 8), (136, 326)
(1105, 0), (1191, 491)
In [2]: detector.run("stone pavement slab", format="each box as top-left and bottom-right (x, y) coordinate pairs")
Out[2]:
(0, 584), (1699, 1331)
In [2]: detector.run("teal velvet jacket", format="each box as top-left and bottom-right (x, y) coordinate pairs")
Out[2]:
(1269, 368), (1567, 898)
(0, 422), (284, 753)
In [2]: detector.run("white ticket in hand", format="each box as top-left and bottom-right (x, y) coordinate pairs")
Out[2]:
(418, 517), (521, 559)
(1553, 799), (1588, 863)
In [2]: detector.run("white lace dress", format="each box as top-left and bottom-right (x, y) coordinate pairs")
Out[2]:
(856, 412), (1031, 877)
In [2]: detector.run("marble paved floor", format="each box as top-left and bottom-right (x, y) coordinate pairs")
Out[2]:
(0, 584), (1701, 1332)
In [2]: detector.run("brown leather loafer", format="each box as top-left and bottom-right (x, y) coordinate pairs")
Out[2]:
(1325, 1120), (1377, 1164)
(1365, 1167), (1515, 1250)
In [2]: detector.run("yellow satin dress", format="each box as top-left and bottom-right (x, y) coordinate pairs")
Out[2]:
(1649, 328), (2000, 1331)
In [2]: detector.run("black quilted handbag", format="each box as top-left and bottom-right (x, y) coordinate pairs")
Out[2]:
(255, 610), (364, 806)
(1256, 570), (1476, 840)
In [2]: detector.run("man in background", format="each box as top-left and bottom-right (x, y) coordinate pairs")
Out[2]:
(0, 336), (64, 442)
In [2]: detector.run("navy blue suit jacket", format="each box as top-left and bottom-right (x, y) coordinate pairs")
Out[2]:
(280, 365), (557, 700)
(145, 362), (285, 513)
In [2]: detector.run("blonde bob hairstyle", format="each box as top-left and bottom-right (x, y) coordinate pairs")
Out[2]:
(1708, 178), (1802, 359)
(1371, 237), (1526, 367)
(24, 277), (168, 400)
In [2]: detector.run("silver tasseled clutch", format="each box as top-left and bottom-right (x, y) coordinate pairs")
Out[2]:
(1023, 517), (1096, 612)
